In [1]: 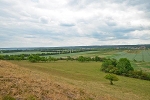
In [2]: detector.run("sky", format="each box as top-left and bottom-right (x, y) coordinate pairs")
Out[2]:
(0, 0), (150, 47)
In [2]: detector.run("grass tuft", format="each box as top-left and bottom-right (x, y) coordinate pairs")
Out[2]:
(2, 95), (15, 100)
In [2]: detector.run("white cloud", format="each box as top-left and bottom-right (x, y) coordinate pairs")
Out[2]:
(0, 0), (150, 47)
(39, 16), (49, 24)
(127, 30), (150, 39)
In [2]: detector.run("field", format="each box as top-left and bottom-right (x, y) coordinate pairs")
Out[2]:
(111, 50), (150, 62)
(3, 60), (150, 100)
(1, 49), (150, 100)
(0, 50), (116, 58)
(0, 60), (94, 100)
(131, 61), (150, 72)
(1, 49), (150, 62)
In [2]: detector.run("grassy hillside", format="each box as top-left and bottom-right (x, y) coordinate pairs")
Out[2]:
(0, 60), (94, 100)
(9, 60), (150, 100)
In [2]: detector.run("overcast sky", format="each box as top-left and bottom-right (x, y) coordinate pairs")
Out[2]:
(0, 0), (150, 47)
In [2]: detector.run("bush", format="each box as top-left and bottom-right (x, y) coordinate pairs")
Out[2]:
(105, 74), (119, 85)
(116, 58), (134, 74)
(101, 58), (150, 81)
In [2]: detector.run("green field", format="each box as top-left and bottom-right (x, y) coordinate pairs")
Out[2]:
(10, 60), (150, 100)
(0, 50), (119, 58)
(131, 61), (150, 72)
(1, 49), (150, 62)
(111, 50), (150, 62)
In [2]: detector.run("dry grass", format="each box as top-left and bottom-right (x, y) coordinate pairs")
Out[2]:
(0, 60), (94, 100)
(1, 60), (150, 100)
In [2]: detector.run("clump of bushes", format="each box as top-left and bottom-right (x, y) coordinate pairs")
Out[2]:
(101, 58), (150, 81)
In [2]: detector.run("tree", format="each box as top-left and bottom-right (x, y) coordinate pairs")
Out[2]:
(101, 59), (116, 72)
(116, 58), (134, 74)
(77, 56), (85, 62)
(40, 57), (47, 62)
(28, 55), (41, 62)
(66, 56), (74, 61)
(94, 56), (100, 62)
(105, 74), (119, 85)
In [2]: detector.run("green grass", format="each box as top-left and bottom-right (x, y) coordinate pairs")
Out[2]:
(10, 60), (150, 100)
(1, 50), (119, 58)
(44, 51), (100, 58)
(44, 50), (119, 58)
(112, 50), (150, 62)
(10, 60), (104, 81)
(2, 95), (15, 100)
(131, 61), (150, 72)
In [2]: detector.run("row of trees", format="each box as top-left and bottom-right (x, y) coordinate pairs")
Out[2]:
(77, 56), (105, 62)
(0, 54), (105, 62)
(0, 54), (106, 63)
(60, 56), (105, 62)
(101, 58), (150, 80)
(28, 55), (58, 62)
(0, 54), (58, 62)
(0, 55), (25, 60)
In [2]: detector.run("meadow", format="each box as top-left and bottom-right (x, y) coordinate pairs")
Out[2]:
(1, 48), (150, 99)
(9, 60), (150, 100)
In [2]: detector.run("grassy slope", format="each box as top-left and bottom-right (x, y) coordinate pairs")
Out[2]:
(10, 60), (150, 100)
(0, 60), (94, 100)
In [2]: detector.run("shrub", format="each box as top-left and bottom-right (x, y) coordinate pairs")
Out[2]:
(105, 74), (119, 85)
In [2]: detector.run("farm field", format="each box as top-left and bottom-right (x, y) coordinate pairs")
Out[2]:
(1, 49), (150, 62)
(7, 60), (150, 100)
(131, 61), (150, 73)
(111, 50), (150, 62)
(45, 50), (119, 58)
(0, 49), (119, 58)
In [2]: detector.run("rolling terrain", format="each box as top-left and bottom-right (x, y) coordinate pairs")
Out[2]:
(0, 60), (94, 100)
(0, 46), (150, 100)
(1, 60), (149, 100)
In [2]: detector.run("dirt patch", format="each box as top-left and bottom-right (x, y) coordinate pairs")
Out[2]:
(0, 60), (94, 100)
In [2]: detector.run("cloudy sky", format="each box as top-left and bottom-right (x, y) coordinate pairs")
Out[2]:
(0, 0), (150, 47)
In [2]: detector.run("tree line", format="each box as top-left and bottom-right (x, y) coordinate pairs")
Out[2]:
(28, 55), (57, 62)
(0, 54), (58, 62)
(0, 54), (106, 62)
